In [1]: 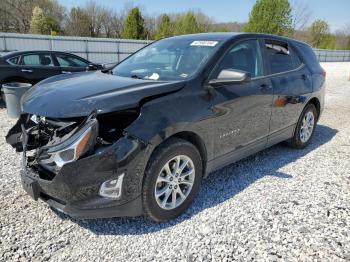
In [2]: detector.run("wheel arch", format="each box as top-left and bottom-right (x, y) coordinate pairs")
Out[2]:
(307, 97), (321, 121)
(145, 130), (208, 178)
(171, 131), (208, 171)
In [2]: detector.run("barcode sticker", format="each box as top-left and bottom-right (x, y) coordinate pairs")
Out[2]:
(190, 41), (218, 47)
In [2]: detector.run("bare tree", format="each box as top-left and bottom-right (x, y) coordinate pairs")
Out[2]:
(334, 24), (350, 50)
(84, 1), (105, 37)
(291, 0), (312, 30)
(144, 15), (157, 39)
(65, 7), (91, 36)
(194, 10), (215, 32)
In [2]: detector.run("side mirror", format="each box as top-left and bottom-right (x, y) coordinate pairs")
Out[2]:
(88, 63), (104, 70)
(209, 69), (251, 86)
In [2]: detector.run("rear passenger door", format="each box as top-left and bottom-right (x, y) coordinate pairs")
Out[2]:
(262, 39), (313, 142)
(54, 53), (89, 74)
(20, 53), (61, 84)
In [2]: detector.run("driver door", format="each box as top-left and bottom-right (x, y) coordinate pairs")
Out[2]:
(210, 39), (273, 158)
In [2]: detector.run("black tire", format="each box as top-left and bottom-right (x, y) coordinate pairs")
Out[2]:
(290, 103), (318, 149)
(142, 138), (203, 222)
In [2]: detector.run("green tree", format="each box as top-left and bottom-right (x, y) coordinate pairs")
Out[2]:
(318, 34), (336, 49)
(244, 0), (293, 36)
(155, 14), (173, 40)
(211, 25), (231, 32)
(30, 6), (60, 35)
(308, 19), (336, 49)
(122, 7), (146, 39)
(175, 12), (202, 35)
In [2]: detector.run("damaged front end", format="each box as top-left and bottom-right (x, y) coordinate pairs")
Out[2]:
(7, 109), (142, 175)
(7, 111), (99, 178)
(6, 109), (151, 218)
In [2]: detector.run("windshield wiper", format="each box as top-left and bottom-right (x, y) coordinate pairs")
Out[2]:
(101, 68), (113, 74)
(130, 74), (142, 79)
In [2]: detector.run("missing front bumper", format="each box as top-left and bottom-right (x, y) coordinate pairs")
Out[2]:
(47, 195), (143, 219)
(20, 166), (143, 218)
(18, 135), (152, 218)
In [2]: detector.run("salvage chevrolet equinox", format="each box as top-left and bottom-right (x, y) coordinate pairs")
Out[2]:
(6, 33), (325, 221)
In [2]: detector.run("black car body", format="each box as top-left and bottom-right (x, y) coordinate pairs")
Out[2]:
(6, 33), (325, 221)
(0, 50), (103, 88)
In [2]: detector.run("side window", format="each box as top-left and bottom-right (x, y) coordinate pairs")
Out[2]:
(265, 41), (302, 74)
(22, 54), (54, 66)
(7, 56), (20, 65)
(56, 54), (89, 67)
(213, 39), (263, 78)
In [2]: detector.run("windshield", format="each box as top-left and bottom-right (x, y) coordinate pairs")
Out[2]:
(112, 38), (222, 81)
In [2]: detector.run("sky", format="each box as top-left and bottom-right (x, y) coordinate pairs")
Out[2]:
(58, 0), (350, 32)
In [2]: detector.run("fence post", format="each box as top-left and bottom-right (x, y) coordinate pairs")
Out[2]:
(117, 41), (120, 63)
(85, 39), (89, 60)
(3, 35), (7, 52)
(49, 36), (52, 50)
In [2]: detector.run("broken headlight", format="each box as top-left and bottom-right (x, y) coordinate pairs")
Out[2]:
(39, 118), (98, 169)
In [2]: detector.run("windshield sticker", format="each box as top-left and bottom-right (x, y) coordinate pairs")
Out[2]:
(190, 41), (218, 47)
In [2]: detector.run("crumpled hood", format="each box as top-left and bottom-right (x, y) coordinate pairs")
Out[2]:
(21, 71), (185, 118)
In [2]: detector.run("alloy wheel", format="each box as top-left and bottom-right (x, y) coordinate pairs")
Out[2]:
(300, 111), (315, 143)
(154, 155), (195, 210)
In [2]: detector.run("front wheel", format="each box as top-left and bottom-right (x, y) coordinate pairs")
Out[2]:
(142, 138), (202, 222)
(290, 103), (318, 149)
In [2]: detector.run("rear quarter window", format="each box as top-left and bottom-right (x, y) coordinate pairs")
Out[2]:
(295, 42), (322, 73)
(265, 40), (302, 74)
(7, 56), (21, 65)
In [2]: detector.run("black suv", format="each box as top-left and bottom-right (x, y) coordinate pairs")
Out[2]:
(7, 33), (325, 221)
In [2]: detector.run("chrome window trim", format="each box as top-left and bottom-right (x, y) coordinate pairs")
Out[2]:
(251, 63), (305, 81)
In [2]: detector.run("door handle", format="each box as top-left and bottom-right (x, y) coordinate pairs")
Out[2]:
(21, 69), (33, 73)
(259, 84), (272, 92)
(62, 71), (72, 74)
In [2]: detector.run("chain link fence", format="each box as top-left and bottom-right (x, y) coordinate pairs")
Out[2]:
(314, 49), (350, 62)
(1, 32), (350, 63)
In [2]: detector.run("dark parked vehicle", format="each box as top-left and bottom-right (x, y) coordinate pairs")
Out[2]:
(0, 50), (103, 89)
(6, 33), (325, 221)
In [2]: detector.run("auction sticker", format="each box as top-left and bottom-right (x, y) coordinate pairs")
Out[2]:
(190, 41), (218, 47)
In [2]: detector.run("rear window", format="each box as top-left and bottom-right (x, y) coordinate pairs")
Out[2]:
(265, 41), (302, 74)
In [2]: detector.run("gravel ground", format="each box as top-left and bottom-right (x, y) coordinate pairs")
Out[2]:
(1, 62), (350, 261)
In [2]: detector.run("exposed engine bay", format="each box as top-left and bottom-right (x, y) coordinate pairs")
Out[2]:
(6, 110), (140, 179)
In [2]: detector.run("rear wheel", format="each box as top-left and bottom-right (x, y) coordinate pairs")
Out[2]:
(290, 103), (318, 149)
(142, 138), (202, 222)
